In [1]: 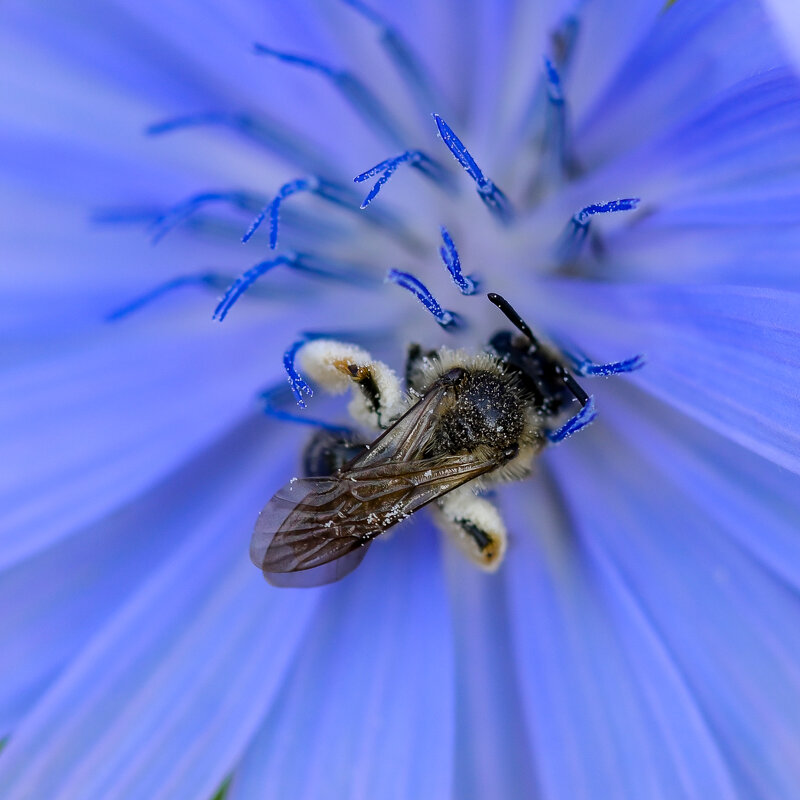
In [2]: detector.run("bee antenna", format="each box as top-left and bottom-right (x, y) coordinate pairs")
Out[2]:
(487, 292), (539, 347)
(488, 292), (591, 408)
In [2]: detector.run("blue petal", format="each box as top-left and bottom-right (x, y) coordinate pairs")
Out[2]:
(0, 416), (279, 734)
(228, 521), (454, 800)
(0, 317), (281, 570)
(761, 0), (800, 75)
(504, 475), (737, 799)
(534, 281), (800, 474)
(601, 383), (800, 594)
(562, 67), (800, 286)
(444, 549), (539, 800)
(547, 418), (800, 798)
(0, 434), (321, 800)
(577, 0), (784, 168)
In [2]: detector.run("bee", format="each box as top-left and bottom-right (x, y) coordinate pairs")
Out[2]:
(252, 293), (631, 586)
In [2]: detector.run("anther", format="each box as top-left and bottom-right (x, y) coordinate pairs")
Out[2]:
(214, 252), (379, 321)
(213, 255), (295, 321)
(557, 337), (646, 376)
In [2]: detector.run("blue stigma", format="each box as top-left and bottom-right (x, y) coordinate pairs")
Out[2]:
(149, 191), (258, 243)
(261, 383), (352, 431)
(565, 350), (646, 377)
(546, 396), (597, 443)
(433, 114), (514, 223)
(386, 269), (458, 328)
(572, 198), (641, 228)
(213, 255), (296, 321)
(557, 197), (640, 261)
(439, 227), (478, 295)
(339, 0), (452, 123)
(214, 252), (379, 321)
(242, 178), (320, 248)
(106, 274), (221, 320)
(543, 57), (565, 105)
(355, 150), (451, 208)
(282, 339), (314, 408)
(253, 43), (406, 149)
(120, 4), (647, 451)
(145, 112), (331, 175)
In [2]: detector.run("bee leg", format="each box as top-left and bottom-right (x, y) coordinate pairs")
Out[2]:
(433, 486), (507, 572)
(302, 428), (369, 477)
(297, 339), (405, 430)
(404, 343), (442, 393)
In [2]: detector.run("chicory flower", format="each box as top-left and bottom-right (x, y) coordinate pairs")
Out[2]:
(1, 0), (800, 798)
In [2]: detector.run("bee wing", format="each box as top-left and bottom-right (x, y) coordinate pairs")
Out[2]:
(251, 477), (373, 587)
(251, 374), (501, 586)
(252, 453), (499, 586)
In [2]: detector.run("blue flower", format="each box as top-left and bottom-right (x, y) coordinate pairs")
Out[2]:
(2, 0), (800, 798)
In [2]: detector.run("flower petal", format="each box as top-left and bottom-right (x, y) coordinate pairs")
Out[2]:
(0, 432), (321, 800)
(0, 415), (279, 733)
(547, 418), (800, 798)
(504, 474), (737, 799)
(761, 0), (800, 75)
(601, 383), (800, 594)
(534, 281), (800, 474)
(0, 316), (279, 570)
(228, 522), (455, 800)
(445, 550), (539, 800)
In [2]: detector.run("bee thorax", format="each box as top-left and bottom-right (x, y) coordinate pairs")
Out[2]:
(433, 370), (525, 456)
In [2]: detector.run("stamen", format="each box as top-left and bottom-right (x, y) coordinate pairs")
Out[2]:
(145, 112), (329, 175)
(106, 274), (219, 321)
(92, 207), (163, 225)
(213, 255), (295, 321)
(572, 198), (641, 229)
(523, 57), (581, 203)
(557, 197), (640, 260)
(541, 58), (571, 178)
(242, 177), (320, 247)
(150, 191), (257, 243)
(253, 44), (406, 149)
(283, 340), (314, 408)
(261, 384), (351, 430)
(558, 338), (646, 376)
(543, 57), (565, 106)
(214, 252), (379, 321)
(338, 0), (451, 122)
(386, 269), (458, 328)
(550, 14), (580, 68)
(439, 227), (478, 295)
(547, 396), (597, 443)
(354, 150), (450, 208)
(518, 15), (579, 147)
(573, 355), (646, 376)
(433, 114), (513, 223)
